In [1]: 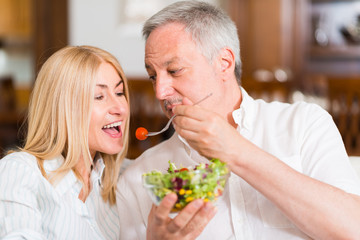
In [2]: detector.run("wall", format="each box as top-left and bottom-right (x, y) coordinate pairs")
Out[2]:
(68, 0), (220, 78)
(68, 0), (147, 78)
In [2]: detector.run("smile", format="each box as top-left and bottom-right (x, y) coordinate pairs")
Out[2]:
(102, 121), (123, 138)
(102, 121), (122, 129)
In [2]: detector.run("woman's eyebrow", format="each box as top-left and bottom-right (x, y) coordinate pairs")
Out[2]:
(116, 79), (124, 88)
(96, 79), (123, 89)
(96, 84), (107, 89)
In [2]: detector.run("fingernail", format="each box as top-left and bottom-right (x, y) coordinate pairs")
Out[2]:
(203, 202), (213, 211)
(193, 199), (203, 208)
(165, 193), (177, 203)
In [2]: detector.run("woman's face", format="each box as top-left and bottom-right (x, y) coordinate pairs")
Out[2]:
(88, 62), (129, 158)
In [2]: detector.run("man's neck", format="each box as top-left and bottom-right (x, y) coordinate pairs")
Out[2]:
(226, 85), (242, 128)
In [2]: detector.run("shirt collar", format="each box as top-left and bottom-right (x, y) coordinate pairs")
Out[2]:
(177, 134), (192, 156)
(91, 155), (106, 188)
(42, 155), (106, 196)
(42, 155), (81, 196)
(232, 87), (256, 131)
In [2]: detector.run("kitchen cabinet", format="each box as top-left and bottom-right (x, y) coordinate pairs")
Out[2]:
(227, 0), (360, 93)
(0, 0), (32, 39)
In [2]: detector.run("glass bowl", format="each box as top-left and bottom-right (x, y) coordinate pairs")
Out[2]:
(142, 159), (229, 212)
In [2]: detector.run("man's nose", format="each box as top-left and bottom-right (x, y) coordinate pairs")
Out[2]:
(155, 75), (174, 100)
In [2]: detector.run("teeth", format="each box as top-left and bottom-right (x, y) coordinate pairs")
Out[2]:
(103, 121), (122, 129)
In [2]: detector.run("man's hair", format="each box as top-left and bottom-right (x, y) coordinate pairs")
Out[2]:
(143, 0), (242, 84)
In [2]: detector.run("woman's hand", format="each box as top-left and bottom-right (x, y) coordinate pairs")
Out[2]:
(146, 193), (217, 240)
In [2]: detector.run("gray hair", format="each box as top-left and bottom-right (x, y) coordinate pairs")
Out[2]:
(142, 1), (242, 84)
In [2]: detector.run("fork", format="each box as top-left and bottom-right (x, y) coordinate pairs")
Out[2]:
(146, 93), (213, 136)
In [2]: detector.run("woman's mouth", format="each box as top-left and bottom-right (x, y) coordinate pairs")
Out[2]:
(102, 121), (123, 138)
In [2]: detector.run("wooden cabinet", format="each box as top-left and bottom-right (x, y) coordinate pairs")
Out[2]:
(0, 0), (68, 156)
(306, 0), (360, 77)
(0, 0), (32, 39)
(227, 0), (360, 92)
(226, 0), (306, 84)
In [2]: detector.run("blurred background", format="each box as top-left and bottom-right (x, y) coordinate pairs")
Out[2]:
(1, 0), (360, 159)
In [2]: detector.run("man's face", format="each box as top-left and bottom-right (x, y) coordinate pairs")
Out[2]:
(144, 22), (221, 119)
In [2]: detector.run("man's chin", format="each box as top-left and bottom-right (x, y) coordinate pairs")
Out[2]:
(166, 113), (173, 119)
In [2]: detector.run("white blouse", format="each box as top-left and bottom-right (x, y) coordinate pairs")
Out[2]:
(0, 152), (120, 239)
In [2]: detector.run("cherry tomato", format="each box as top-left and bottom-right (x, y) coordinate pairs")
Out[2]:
(179, 168), (189, 172)
(135, 127), (148, 141)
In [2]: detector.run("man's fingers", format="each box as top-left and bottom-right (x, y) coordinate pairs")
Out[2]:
(182, 202), (218, 236)
(153, 193), (177, 225)
(166, 199), (204, 233)
(181, 96), (193, 105)
(173, 104), (207, 121)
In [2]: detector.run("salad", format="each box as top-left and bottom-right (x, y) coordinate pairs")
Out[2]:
(142, 158), (229, 212)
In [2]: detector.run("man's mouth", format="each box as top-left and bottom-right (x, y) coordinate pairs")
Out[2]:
(102, 121), (122, 136)
(164, 98), (183, 113)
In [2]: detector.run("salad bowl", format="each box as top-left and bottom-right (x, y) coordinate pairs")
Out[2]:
(142, 158), (229, 212)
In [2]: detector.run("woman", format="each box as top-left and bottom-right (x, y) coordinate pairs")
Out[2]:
(0, 46), (129, 239)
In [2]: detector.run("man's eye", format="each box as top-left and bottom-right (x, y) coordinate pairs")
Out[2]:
(169, 69), (181, 75)
(149, 75), (156, 82)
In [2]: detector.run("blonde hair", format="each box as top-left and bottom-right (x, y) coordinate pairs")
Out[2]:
(22, 45), (130, 204)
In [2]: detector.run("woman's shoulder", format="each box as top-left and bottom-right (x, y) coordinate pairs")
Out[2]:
(0, 152), (44, 197)
(0, 151), (39, 172)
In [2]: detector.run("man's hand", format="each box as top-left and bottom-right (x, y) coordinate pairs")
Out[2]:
(146, 193), (217, 240)
(172, 102), (243, 165)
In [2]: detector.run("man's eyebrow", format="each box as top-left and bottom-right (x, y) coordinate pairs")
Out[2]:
(145, 57), (180, 70)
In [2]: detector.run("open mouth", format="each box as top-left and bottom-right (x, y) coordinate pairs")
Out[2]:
(102, 121), (122, 135)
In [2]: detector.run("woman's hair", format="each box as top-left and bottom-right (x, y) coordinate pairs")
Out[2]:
(22, 45), (130, 205)
(142, 0), (242, 84)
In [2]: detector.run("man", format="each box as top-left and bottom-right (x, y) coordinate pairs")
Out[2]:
(117, 1), (360, 239)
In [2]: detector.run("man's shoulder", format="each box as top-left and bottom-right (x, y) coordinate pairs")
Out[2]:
(257, 99), (328, 117)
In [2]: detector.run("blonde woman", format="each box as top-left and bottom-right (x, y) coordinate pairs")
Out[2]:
(0, 46), (129, 239)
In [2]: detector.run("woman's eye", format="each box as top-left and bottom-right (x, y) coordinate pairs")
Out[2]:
(116, 92), (125, 97)
(95, 95), (104, 100)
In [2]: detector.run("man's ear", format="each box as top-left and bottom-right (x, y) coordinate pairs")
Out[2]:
(218, 47), (235, 76)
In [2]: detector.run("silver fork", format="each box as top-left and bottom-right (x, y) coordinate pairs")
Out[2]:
(146, 93), (213, 136)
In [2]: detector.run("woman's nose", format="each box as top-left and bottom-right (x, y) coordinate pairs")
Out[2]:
(108, 96), (126, 115)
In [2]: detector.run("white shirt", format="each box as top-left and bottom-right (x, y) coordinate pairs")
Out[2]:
(117, 88), (360, 240)
(0, 152), (120, 240)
